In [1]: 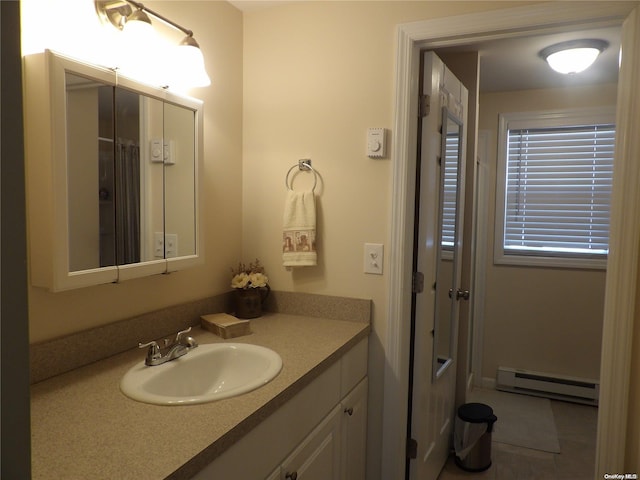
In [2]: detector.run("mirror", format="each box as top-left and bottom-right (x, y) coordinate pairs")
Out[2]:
(65, 70), (199, 276)
(66, 72), (115, 271)
(164, 101), (197, 259)
(433, 106), (463, 380)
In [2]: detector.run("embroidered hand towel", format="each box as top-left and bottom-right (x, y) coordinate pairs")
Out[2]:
(283, 190), (317, 266)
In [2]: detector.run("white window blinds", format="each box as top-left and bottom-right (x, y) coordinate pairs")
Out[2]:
(441, 133), (459, 248)
(504, 123), (615, 257)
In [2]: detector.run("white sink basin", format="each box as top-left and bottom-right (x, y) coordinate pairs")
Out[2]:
(120, 343), (282, 405)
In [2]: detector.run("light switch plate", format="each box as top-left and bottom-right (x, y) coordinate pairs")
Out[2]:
(364, 243), (384, 275)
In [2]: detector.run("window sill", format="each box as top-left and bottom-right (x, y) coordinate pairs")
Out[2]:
(493, 252), (607, 270)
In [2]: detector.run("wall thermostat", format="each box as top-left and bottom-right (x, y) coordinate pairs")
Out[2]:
(367, 128), (386, 158)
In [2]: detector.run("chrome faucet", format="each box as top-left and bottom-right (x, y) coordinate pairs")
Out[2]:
(138, 327), (198, 366)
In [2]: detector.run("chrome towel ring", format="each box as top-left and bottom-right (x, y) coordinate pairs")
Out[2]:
(285, 159), (318, 192)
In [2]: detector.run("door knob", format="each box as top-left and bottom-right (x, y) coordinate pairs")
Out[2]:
(285, 472), (298, 480)
(456, 289), (470, 300)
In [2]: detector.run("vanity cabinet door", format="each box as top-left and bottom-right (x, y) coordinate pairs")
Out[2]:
(340, 377), (368, 480)
(280, 405), (342, 480)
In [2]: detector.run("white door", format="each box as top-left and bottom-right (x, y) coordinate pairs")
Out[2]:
(408, 51), (468, 479)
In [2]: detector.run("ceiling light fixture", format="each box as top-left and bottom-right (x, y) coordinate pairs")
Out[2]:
(539, 39), (609, 75)
(95, 0), (211, 87)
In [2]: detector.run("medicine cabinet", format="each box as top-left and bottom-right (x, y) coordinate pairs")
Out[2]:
(23, 50), (203, 291)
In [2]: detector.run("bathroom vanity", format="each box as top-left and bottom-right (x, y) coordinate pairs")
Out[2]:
(30, 311), (369, 479)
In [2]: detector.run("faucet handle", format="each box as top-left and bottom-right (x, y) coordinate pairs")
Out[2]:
(175, 327), (198, 348)
(138, 340), (160, 356)
(175, 327), (192, 343)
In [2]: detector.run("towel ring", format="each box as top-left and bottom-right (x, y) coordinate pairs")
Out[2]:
(285, 159), (318, 192)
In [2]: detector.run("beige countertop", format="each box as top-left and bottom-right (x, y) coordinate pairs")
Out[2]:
(31, 313), (369, 480)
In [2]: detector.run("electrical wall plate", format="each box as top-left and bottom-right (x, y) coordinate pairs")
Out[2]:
(364, 243), (384, 274)
(367, 128), (386, 158)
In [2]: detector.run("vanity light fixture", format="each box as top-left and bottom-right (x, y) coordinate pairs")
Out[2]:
(120, 7), (153, 40)
(539, 39), (609, 75)
(95, 0), (211, 87)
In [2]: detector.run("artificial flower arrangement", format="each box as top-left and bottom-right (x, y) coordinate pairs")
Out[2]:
(230, 259), (269, 290)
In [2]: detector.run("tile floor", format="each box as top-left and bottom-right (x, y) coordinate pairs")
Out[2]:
(437, 399), (598, 480)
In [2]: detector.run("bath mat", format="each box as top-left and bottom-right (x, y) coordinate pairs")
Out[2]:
(468, 388), (561, 453)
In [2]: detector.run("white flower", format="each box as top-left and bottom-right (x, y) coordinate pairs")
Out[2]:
(231, 272), (250, 289)
(248, 272), (268, 288)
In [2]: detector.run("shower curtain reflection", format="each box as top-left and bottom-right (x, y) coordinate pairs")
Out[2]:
(115, 140), (141, 265)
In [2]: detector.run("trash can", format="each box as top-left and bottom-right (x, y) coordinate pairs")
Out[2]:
(453, 402), (497, 472)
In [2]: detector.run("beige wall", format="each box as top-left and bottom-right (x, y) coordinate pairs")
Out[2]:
(478, 83), (618, 381)
(22, 0), (244, 342)
(241, 2), (524, 478)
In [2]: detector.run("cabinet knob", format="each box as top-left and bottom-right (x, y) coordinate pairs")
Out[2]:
(344, 407), (354, 416)
(285, 472), (298, 480)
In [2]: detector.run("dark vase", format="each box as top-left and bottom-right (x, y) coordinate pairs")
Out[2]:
(234, 285), (270, 319)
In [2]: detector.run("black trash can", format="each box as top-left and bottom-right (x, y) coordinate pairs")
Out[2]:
(454, 402), (497, 472)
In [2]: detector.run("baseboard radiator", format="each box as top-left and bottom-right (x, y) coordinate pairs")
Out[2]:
(496, 367), (599, 405)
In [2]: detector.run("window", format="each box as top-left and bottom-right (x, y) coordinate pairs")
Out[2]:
(495, 107), (616, 269)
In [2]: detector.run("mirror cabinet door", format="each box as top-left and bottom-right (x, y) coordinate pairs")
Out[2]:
(433, 107), (463, 380)
(66, 72), (115, 272)
(163, 101), (197, 259)
(117, 89), (165, 265)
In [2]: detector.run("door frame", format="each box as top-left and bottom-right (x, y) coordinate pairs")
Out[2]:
(382, 3), (640, 479)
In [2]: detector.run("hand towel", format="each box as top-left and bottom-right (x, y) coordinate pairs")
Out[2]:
(282, 190), (317, 266)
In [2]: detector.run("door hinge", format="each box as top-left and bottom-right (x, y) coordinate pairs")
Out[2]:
(419, 94), (430, 118)
(412, 271), (424, 293)
(407, 438), (418, 459)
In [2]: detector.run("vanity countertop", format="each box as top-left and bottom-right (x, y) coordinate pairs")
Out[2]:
(30, 313), (369, 480)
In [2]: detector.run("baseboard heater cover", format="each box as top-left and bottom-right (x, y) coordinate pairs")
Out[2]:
(496, 366), (599, 405)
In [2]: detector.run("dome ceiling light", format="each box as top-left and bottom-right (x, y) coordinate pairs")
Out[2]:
(539, 39), (609, 75)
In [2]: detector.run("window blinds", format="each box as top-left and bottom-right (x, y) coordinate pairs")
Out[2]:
(441, 133), (459, 248)
(504, 124), (615, 256)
